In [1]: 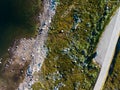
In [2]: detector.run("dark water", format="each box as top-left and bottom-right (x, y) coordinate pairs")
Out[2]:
(0, 0), (40, 56)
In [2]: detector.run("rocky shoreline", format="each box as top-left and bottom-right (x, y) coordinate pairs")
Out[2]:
(0, 0), (57, 90)
(17, 0), (57, 90)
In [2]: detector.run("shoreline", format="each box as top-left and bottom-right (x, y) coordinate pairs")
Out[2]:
(18, 0), (57, 90)
(0, 0), (57, 90)
(0, 0), (42, 58)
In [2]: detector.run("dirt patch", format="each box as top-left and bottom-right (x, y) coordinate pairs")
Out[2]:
(0, 38), (35, 90)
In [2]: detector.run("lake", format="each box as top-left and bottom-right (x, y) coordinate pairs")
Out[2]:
(0, 0), (41, 57)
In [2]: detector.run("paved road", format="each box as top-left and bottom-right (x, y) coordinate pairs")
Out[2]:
(94, 7), (120, 90)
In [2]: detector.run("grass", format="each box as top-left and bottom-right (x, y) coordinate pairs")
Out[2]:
(32, 0), (120, 90)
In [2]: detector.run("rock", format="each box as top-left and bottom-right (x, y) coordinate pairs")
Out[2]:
(38, 63), (41, 67)
(22, 57), (25, 61)
(16, 46), (18, 48)
(86, 22), (91, 27)
(84, 29), (87, 32)
(60, 30), (64, 33)
(8, 48), (10, 51)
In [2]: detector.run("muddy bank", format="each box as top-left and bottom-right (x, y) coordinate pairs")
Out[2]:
(0, 38), (35, 90)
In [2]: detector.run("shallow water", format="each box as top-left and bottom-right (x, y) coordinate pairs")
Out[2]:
(0, 0), (40, 56)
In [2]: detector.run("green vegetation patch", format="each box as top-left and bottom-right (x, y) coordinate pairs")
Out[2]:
(33, 0), (119, 90)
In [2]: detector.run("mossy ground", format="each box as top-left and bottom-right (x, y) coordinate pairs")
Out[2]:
(32, 0), (119, 90)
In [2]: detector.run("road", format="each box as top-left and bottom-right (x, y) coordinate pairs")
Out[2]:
(94, 7), (120, 90)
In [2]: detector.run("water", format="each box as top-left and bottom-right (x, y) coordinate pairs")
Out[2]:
(0, 0), (40, 57)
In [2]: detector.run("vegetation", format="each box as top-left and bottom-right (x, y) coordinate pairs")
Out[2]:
(32, 0), (120, 90)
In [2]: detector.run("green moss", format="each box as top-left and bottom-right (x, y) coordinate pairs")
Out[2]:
(32, 82), (45, 90)
(33, 0), (119, 90)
